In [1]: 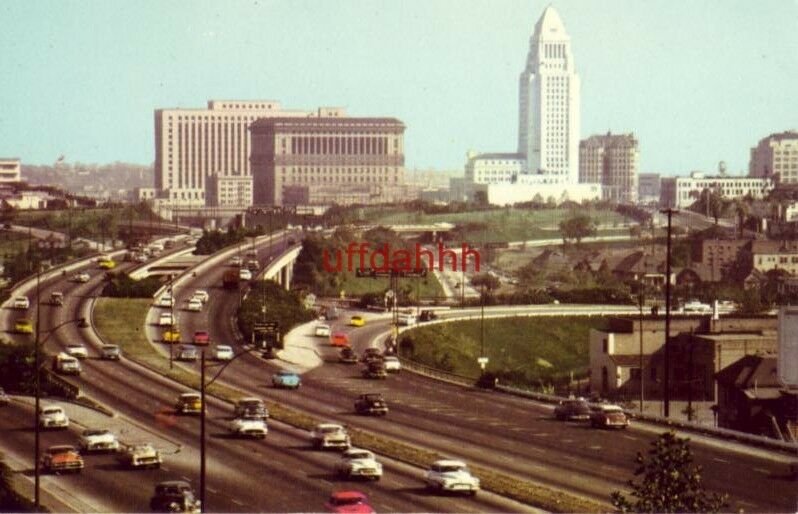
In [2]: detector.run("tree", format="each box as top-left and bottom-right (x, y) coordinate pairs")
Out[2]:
(470, 273), (500, 291)
(559, 214), (596, 245)
(611, 431), (728, 513)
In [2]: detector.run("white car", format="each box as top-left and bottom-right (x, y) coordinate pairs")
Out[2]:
(311, 423), (351, 450)
(79, 428), (119, 452)
(383, 356), (401, 372)
(213, 345), (234, 361)
(229, 256), (242, 267)
(156, 294), (175, 308)
(39, 405), (69, 429)
(12, 296), (30, 309)
(192, 290), (210, 304)
(158, 312), (176, 327)
(336, 448), (383, 480)
(65, 344), (88, 359)
(314, 324), (331, 337)
(72, 272), (90, 283)
(397, 313), (417, 326)
(116, 443), (162, 469)
(239, 268), (252, 281)
(228, 418), (268, 439)
(186, 298), (203, 312)
(425, 459), (480, 495)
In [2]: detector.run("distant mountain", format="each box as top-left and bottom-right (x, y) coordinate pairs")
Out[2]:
(21, 161), (153, 198)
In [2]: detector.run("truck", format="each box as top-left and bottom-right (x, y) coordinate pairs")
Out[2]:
(222, 269), (240, 289)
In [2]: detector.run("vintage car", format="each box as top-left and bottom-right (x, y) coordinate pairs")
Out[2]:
(354, 393), (389, 416)
(339, 347), (358, 364)
(272, 370), (301, 389)
(12, 296), (30, 309)
(589, 404), (630, 429)
(116, 442), (162, 469)
(101, 344), (121, 360)
(156, 294), (175, 308)
(14, 318), (33, 334)
(176, 345), (199, 362)
(158, 312), (177, 327)
(335, 449), (383, 481)
(361, 360), (387, 380)
(349, 315), (366, 327)
(192, 290), (209, 304)
(49, 292), (64, 306)
(315, 324), (332, 337)
(65, 344), (88, 359)
(311, 423), (351, 450)
(186, 298), (203, 312)
(71, 272), (90, 283)
(360, 348), (382, 363)
(52, 353), (81, 376)
(228, 418), (268, 439)
(553, 398), (591, 421)
(238, 268), (252, 281)
(192, 330), (210, 345)
(150, 480), (201, 513)
(39, 405), (69, 429)
(424, 459), (480, 495)
(41, 445), (83, 474)
(163, 327), (181, 343)
(233, 397), (268, 419)
(324, 491), (374, 514)
(419, 309), (439, 322)
(330, 332), (350, 348)
(383, 356), (401, 372)
(213, 345), (233, 361)
(175, 393), (202, 415)
(79, 428), (120, 452)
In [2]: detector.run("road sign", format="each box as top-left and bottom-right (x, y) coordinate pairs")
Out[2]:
(253, 321), (279, 333)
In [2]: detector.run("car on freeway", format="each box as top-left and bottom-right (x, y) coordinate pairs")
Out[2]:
(40, 445), (83, 474)
(335, 449), (383, 481)
(339, 347), (358, 364)
(324, 491), (374, 514)
(360, 348), (382, 363)
(233, 397), (268, 419)
(116, 442), (162, 469)
(361, 360), (387, 380)
(354, 393), (388, 416)
(228, 418), (268, 439)
(553, 398), (591, 421)
(176, 345), (199, 362)
(156, 294), (175, 308)
(238, 268), (252, 281)
(192, 290), (210, 304)
(589, 404), (630, 429)
(49, 291), (64, 306)
(349, 315), (365, 327)
(424, 459), (480, 495)
(133, 252), (148, 263)
(330, 332), (350, 348)
(150, 480), (201, 513)
(186, 298), (203, 312)
(158, 312), (177, 327)
(229, 256), (242, 267)
(245, 259), (260, 271)
(101, 344), (121, 360)
(213, 345), (233, 361)
(98, 256), (116, 269)
(12, 296), (30, 309)
(315, 323), (331, 337)
(397, 313), (417, 326)
(71, 272), (90, 283)
(192, 330), (210, 345)
(0, 387), (10, 406)
(79, 428), (120, 452)
(175, 393), (202, 415)
(14, 318), (33, 334)
(39, 405), (69, 429)
(419, 309), (439, 322)
(311, 423), (351, 450)
(65, 344), (88, 359)
(52, 353), (81, 375)
(163, 326), (181, 343)
(272, 370), (301, 389)
(383, 356), (401, 372)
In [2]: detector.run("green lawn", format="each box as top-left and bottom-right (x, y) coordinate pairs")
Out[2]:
(399, 316), (610, 387)
(335, 271), (445, 301)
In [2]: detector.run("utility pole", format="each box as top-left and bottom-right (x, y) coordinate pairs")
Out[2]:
(638, 286), (645, 414)
(660, 207), (678, 418)
(199, 350), (206, 513)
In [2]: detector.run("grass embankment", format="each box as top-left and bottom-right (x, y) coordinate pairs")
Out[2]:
(399, 316), (610, 386)
(93, 298), (605, 512)
(336, 271), (445, 300)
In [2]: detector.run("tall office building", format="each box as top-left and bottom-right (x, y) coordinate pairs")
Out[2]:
(579, 132), (639, 203)
(153, 100), (337, 206)
(517, 6), (581, 183)
(749, 130), (798, 185)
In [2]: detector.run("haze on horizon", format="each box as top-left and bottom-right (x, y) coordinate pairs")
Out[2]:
(1, 0), (796, 176)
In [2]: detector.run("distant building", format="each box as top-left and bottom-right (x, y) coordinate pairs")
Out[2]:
(2, 191), (52, 209)
(133, 187), (157, 202)
(250, 116), (405, 206)
(206, 173), (253, 208)
(749, 130), (798, 184)
(751, 240), (798, 276)
(0, 158), (21, 183)
(464, 152), (524, 184)
(638, 173), (660, 204)
(579, 133), (639, 203)
(696, 238), (750, 281)
(660, 172), (773, 208)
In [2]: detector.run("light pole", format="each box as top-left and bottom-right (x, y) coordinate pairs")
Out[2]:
(638, 286), (645, 414)
(660, 207), (678, 418)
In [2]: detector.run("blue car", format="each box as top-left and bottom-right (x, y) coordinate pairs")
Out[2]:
(272, 370), (301, 389)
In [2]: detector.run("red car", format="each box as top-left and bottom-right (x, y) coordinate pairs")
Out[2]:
(192, 330), (210, 345)
(330, 332), (350, 348)
(324, 491), (374, 514)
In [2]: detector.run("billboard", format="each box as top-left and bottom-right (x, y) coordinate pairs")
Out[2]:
(778, 307), (798, 387)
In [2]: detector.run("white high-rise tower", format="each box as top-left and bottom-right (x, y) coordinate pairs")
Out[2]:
(518, 6), (580, 183)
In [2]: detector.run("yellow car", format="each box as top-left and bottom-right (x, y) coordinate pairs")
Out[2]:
(15, 318), (34, 334)
(98, 259), (116, 270)
(162, 327), (181, 343)
(349, 315), (365, 327)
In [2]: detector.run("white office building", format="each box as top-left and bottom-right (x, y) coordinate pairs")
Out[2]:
(660, 172), (773, 209)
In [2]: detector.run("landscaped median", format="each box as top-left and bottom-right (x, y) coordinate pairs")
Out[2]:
(93, 297), (605, 513)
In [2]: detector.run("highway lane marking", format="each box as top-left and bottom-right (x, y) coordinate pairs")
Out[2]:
(231, 499), (245, 506)
(589, 445), (602, 450)
(712, 457), (729, 464)
(181, 475), (192, 482)
(753, 467), (770, 475)
(736, 500), (757, 508)
(561, 439), (574, 443)
(622, 434), (638, 441)
(207, 486), (218, 494)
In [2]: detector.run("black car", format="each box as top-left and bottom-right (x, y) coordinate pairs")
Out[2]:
(419, 310), (438, 322)
(362, 360), (388, 380)
(150, 480), (200, 513)
(339, 347), (358, 364)
(360, 348), (383, 363)
(553, 399), (591, 421)
(354, 393), (389, 416)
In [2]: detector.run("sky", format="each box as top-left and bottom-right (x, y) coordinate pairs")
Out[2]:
(1, 0), (796, 176)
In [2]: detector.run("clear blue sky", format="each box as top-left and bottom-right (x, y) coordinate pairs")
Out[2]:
(1, 0), (796, 175)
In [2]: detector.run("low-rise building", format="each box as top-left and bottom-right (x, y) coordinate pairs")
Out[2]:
(751, 240), (798, 276)
(464, 152), (524, 185)
(660, 172), (773, 209)
(638, 173), (661, 204)
(205, 173), (252, 208)
(0, 158), (21, 183)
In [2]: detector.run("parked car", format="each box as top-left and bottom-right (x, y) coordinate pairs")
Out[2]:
(0, 387), (9, 406)
(79, 428), (120, 452)
(330, 332), (350, 348)
(354, 393), (389, 416)
(228, 418), (268, 439)
(186, 298), (203, 312)
(324, 491), (374, 514)
(12, 296), (30, 309)
(213, 345), (233, 361)
(39, 405), (69, 429)
(192, 330), (210, 345)
(349, 315), (365, 327)
(116, 442), (162, 469)
(175, 393), (202, 415)
(65, 344), (88, 359)
(149, 480), (201, 513)
(424, 459), (480, 495)
(101, 344), (121, 360)
(554, 399), (591, 421)
(589, 404), (630, 429)
(419, 310), (438, 322)
(234, 398), (268, 419)
(311, 423), (351, 450)
(315, 324), (331, 337)
(40, 445), (83, 474)
(339, 347), (358, 364)
(336, 449), (383, 481)
(272, 370), (301, 389)
(176, 345), (198, 362)
(14, 318), (33, 334)
(383, 356), (401, 372)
